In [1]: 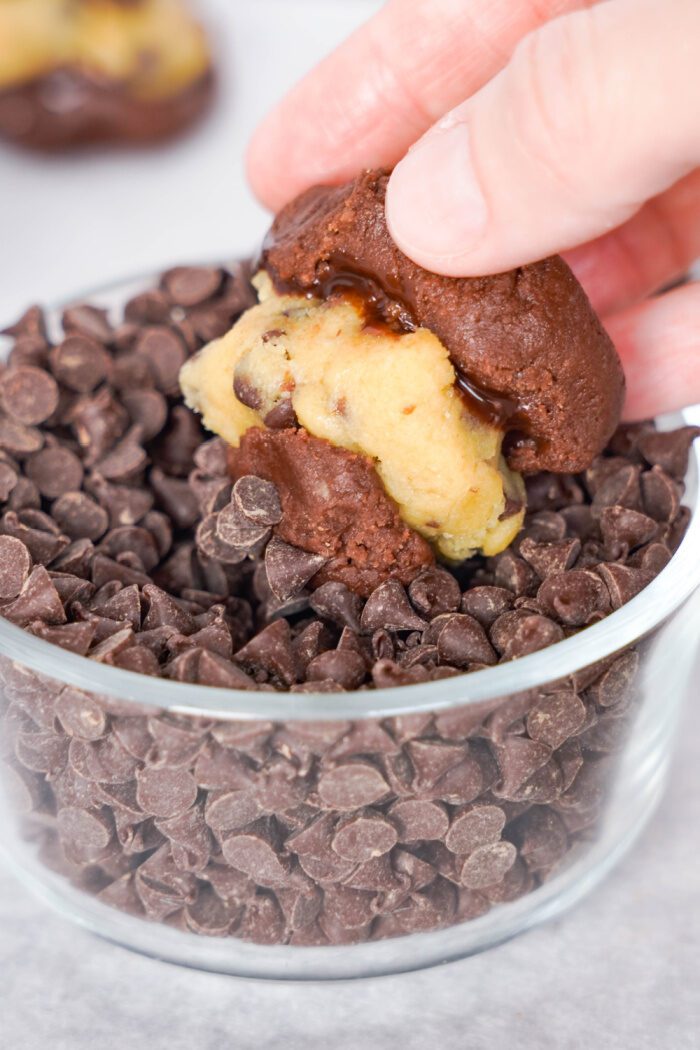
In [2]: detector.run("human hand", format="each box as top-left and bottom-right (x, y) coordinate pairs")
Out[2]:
(247, 0), (700, 420)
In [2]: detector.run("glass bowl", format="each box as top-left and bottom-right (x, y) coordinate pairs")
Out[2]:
(1, 275), (699, 980)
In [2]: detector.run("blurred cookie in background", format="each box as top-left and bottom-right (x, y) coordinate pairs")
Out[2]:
(0, 0), (215, 150)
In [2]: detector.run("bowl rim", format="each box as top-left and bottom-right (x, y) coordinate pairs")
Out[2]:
(1, 272), (699, 721)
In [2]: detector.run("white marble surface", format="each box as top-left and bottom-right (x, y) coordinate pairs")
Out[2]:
(1, 2), (699, 1046)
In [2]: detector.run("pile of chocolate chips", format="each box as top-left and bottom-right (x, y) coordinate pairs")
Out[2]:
(0, 263), (698, 946)
(0, 263), (697, 689)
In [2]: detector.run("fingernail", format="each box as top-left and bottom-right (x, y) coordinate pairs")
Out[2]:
(386, 121), (488, 265)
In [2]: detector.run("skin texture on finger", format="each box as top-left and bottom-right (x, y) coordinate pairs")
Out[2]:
(246, 0), (593, 210)
(386, 0), (700, 276)
(604, 284), (700, 420)
(565, 170), (700, 317)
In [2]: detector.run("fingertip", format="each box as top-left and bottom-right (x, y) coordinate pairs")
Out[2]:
(245, 116), (285, 212)
(385, 122), (491, 277)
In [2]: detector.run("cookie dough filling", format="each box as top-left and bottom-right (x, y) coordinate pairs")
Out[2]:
(180, 272), (525, 564)
(0, 0), (213, 147)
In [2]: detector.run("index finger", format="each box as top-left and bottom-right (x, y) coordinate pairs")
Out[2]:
(247, 0), (594, 211)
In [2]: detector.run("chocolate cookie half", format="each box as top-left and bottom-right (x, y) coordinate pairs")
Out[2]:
(260, 170), (625, 474)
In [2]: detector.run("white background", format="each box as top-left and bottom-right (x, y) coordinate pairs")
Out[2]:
(1, 3), (699, 1047)
(0, 0), (382, 323)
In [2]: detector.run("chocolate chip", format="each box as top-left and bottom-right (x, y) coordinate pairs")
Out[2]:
(122, 389), (168, 441)
(640, 466), (681, 523)
(638, 426), (700, 479)
(595, 563), (652, 609)
(0, 536), (32, 599)
(50, 492), (108, 541)
(511, 807), (570, 873)
(185, 885), (233, 936)
(136, 766), (198, 819)
(95, 426), (147, 482)
(196, 650), (257, 689)
(0, 417), (44, 456)
(433, 613), (497, 668)
(2, 565), (65, 626)
(493, 736), (552, 799)
(232, 475), (283, 526)
(264, 537), (325, 601)
(125, 289), (172, 325)
(239, 894), (286, 944)
(134, 327), (186, 395)
(25, 447), (84, 499)
(526, 691), (586, 748)
(50, 335), (111, 393)
(28, 620), (96, 655)
(360, 580), (427, 633)
(317, 762), (390, 810)
(142, 584), (195, 634)
(490, 611), (564, 658)
(195, 514), (246, 565)
(162, 266), (223, 307)
(55, 688), (108, 739)
(68, 389), (128, 464)
(62, 304), (113, 343)
(592, 464), (642, 512)
(235, 619), (297, 685)
(99, 526), (159, 573)
(460, 586), (514, 626)
(445, 804), (506, 855)
(322, 884), (376, 930)
(537, 571), (609, 626)
(599, 506), (658, 551)
(264, 399), (298, 429)
(0, 367), (59, 425)
(309, 581), (362, 631)
(57, 807), (113, 863)
(149, 469), (199, 530)
(276, 881), (322, 931)
(331, 810), (398, 861)
(0, 459), (18, 501)
(2, 305), (47, 340)
(14, 727), (69, 776)
(221, 821), (292, 888)
(215, 499), (270, 550)
(518, 536), (581, 578)
(193, 437), (228, 478)
(306, 649), (366, 689)
(522, 510), (568, 542)
(388, 799), (449, 842)
(408, 567), (461, 618)
(586, 650), (639, 708)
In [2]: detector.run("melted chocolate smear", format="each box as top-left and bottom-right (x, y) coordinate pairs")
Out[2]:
(454, 372), (520, 430)
(263, 251), (532, 435)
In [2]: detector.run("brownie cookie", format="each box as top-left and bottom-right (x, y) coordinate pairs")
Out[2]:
(230, 427), (434, 595)
(0, 0), (214, 150)
(261, 170), (625, 474)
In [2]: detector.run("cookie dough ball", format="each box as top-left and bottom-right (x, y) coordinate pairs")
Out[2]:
(180, 273), (525, 565)
(261, 170), (625, 475)
(0, 0), (213, 149)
